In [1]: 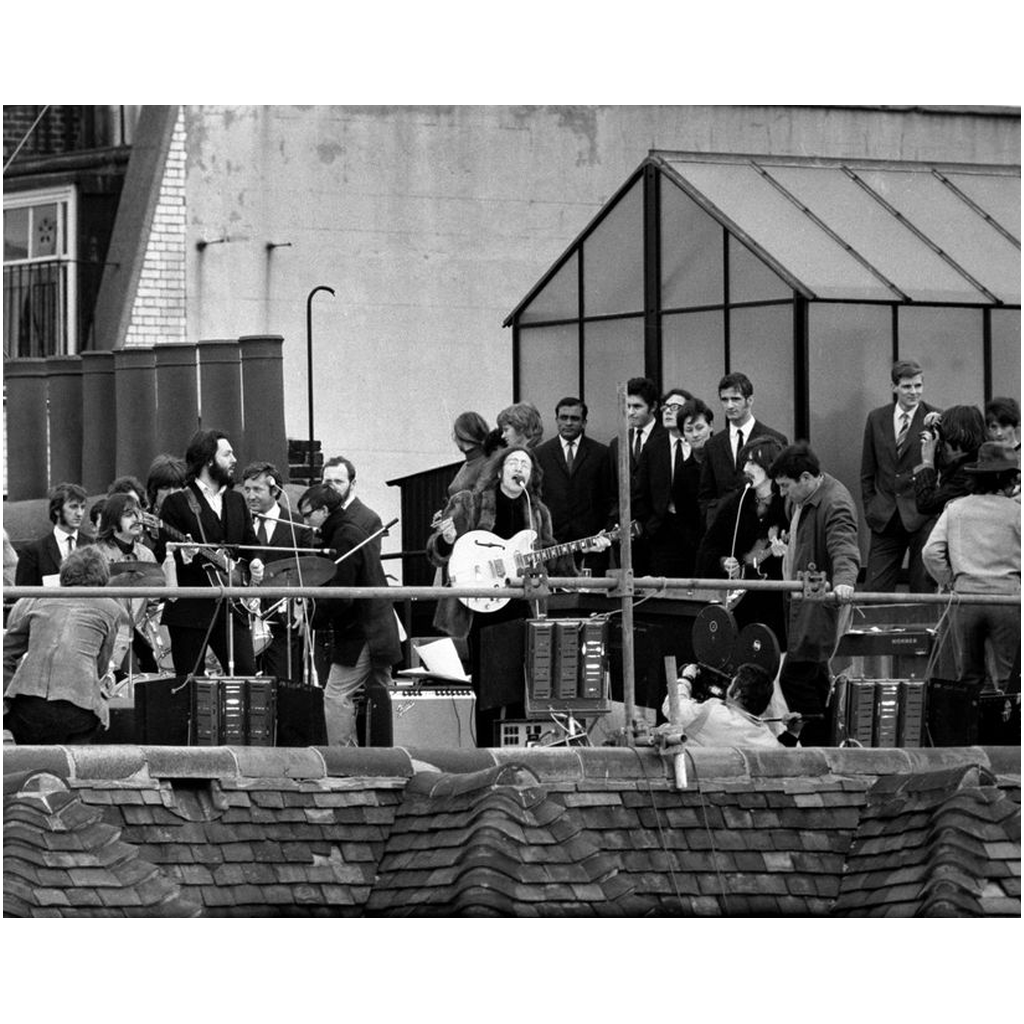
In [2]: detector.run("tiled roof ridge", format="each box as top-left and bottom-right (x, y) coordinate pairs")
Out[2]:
(4, 772), (203, 918)
(5, 744), (1016, 786)
(833, 766), (1021, 917)
(370, 767), (644, 916)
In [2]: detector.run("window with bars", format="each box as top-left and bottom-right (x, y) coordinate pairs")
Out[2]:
(3, 188), (77, 357)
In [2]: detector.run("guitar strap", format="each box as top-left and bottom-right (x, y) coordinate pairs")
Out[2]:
(183, 487), (210, 548)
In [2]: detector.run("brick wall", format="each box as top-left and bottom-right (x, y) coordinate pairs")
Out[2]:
(124, 108), (186, 347)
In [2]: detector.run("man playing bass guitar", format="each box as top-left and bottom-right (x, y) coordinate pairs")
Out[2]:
(158, 429), (265, 678)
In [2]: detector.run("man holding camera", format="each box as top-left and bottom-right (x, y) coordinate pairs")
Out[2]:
(660, 662), (805, 748)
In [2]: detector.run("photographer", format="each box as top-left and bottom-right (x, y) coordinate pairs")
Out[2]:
(913, 405), (987, 517)
(659, 662), (805, 748)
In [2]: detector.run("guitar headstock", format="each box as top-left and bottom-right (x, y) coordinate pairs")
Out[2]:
(605, 521), (641, 543)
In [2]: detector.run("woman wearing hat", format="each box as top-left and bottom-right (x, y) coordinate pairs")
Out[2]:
(922, 441), (1021, 690)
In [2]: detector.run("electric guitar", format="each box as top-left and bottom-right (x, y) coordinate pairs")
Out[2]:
(448, 524), (631, 613)
(142, 511), (255, 607)
(725, 528), (785, 610)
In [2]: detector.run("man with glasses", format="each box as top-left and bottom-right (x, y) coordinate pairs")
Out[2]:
(299, 484), (400, 746)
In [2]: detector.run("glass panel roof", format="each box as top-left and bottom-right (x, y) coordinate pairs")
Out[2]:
(520, 251), (578, 323)
(661, 160), (894, 301)
(945, 172), (1021, 240)
(659, 156), (1020, 307)
(766, 165), (990, 303)
(853, 168), (1020, 304)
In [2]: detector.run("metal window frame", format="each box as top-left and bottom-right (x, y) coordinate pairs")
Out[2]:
(3, 184), (78, 355)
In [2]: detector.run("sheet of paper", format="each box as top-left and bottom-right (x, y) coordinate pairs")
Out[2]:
(414, 637), (470, 682)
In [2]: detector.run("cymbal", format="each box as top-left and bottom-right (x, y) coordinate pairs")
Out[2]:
(264, 556), (336, 588)
(108, 562), (166, 587)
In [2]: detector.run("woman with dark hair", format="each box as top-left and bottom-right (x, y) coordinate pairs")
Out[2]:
(696, 435), (789, 647)
(4, 547), (130, 744)
(913, 404), (987, 517)
(447, 411), (492, 497)
(427, 446), (603, 743)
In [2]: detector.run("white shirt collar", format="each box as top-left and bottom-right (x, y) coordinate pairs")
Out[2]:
(263, 503), (283, 522)
(561, 436), (579, 454)
(53, 525), (78, 544)
(894, 404), (913, 431)
(731, 417), (756, 438)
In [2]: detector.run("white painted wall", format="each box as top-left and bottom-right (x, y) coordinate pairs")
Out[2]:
(181, 105), (1020, 563)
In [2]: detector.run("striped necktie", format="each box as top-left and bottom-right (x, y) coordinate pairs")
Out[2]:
(896, 412), (911, 455)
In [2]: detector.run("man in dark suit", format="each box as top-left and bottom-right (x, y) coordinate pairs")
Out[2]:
(242, 461), (314, 682)
(534, 397), (611, 574)
(698, 372), (788, 529)
(300, 484), (401, 746)
(860, 359), (941, 594)
(633, 390), (706, 578)
(159, 430), (265, 678)
(605, 377), (667, 576)
(323, 455), (384, 556)
(15, 483), (91, 587)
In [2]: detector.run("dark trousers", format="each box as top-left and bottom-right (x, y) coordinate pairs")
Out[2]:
(865, 511), (935, 594)
(169, 613), (256, 678)
(779, 659), (832, 746)
(949, 603), (1021, 688)
(648, 513), (696, 579)
(5, 695), (101, 745)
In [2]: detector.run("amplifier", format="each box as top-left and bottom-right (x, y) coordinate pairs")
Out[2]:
(525, 618), (609, 719)
(831, 677), (928, 747)
(834, 629), (934, 681)
(191, 677), (277, 746)
(926, 679), (1021, 746)
(387, 685), (476, 749)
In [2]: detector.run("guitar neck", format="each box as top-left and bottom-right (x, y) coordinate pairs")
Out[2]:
(520, 533), (607, 567)
(147, 514), (231, 572)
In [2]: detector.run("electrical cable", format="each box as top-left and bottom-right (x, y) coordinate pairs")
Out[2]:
(630, 746), (687, 914)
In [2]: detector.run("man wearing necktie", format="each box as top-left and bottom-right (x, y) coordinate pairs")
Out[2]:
(533, 398), (611, 575)
(604, 377), (666, 577)
(697, 372), (789, 529)
(860, 359), (941, 594)
(242, 461), (313, 682)
(15, 482), (91, 587)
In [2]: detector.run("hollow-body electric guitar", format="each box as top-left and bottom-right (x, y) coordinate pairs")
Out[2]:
(447, 524), (628, 613)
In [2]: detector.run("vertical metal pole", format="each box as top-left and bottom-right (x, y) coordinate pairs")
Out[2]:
(306, 286), (335, 484)
(617, 381), (637, 742)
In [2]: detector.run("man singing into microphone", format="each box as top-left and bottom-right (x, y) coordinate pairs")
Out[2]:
(159, 430), (265, 678)
(427, 446), (606, 744)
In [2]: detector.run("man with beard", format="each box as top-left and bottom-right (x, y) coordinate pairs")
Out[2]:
(299, 483), (400, 746)
(15, 482), (91, 587)
(323, 456), (384, 556)
(158, 430), (265, 678)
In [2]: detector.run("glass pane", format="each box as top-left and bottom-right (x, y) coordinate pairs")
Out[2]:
(661, 310), (725, 417)
(660, 178), (723, 309)
(945, 172), (1021, 240)
(582, 179), (643, 317)
(898, 306), (984, 411)
(32, 203), (59, 258)
(520, 251), (578, 324)
(856, 169), (1020, 305)
(728, 304), (795, 442)
(729, 235), (790, 304)
(662, 158), (891, 300)
(4, 206), (28, 261)
(807, 303), (894, 557)
(989, 308), (1021, 406)
(518, 324), (579, 443)
(581, 317), (644, 444)
(768, 166), (979, 304)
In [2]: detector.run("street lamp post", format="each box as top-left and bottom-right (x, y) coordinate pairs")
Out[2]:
(306, 285), (335, 484)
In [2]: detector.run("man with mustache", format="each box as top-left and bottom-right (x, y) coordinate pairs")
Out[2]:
(158, 430), (265, 678)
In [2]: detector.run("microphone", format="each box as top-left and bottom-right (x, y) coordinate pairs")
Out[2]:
(512, 474), (525, 485)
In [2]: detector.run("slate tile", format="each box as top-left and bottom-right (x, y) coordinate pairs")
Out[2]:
(222, 845), (256, 863)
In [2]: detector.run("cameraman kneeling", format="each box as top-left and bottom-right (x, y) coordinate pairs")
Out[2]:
(660, 663), (804, 748)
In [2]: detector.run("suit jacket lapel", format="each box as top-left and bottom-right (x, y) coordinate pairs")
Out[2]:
(46, 534), (63, 574)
